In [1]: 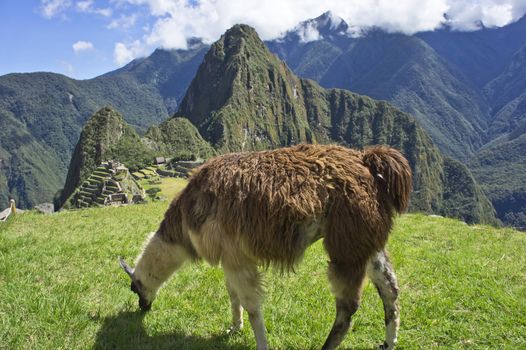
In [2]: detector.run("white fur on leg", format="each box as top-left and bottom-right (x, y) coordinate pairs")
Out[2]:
(225, 278), (244, 334)
(223, 264), (268, 350)
(367, 251), (400, 350)
(248, 309), (268, 350)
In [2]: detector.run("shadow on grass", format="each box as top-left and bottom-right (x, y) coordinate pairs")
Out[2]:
(93, 311), (379, 350)
(93, 311), (248, 350)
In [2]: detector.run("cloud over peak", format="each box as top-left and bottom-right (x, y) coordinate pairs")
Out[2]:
(113, 0), (526, 55)
(38, 0), (526, 68)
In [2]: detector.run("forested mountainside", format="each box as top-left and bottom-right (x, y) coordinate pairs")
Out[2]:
(0, 43), (206, 208)
(3, 13), (524, 226)
(268, 12), (526, 228)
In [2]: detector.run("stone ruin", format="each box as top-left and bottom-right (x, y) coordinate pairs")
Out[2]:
(69, 161), (145, 209)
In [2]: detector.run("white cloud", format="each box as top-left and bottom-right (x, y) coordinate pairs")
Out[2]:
(298, 23), (322, 43)
(113, 40), (146, 65)
(76, 0), (93, 12)
(40, 0), (71, 18)
(107, 13), (138, 29)
(76, 0), (113, 16)
(107, 0), (526, 65)
(116, 0), (526, 44)
(72, 40), (94, 53)
(445, 0), (526, 30)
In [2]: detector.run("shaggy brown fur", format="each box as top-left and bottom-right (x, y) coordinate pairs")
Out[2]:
(161, 144), (411, 269)
(123, 143), (412, 350)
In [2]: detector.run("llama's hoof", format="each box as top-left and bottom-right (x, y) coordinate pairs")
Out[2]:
(225, 325), (243, 335)
(378, 341), (393, 350)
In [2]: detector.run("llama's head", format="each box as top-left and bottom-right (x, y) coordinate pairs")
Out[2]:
(119, 257), (154, 311)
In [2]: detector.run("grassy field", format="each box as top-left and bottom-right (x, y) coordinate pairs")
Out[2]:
(139, 177), (189, 201)
(0, 201), (525, 349)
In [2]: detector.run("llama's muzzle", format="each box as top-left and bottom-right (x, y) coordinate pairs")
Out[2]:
(139, 297), (152, 311)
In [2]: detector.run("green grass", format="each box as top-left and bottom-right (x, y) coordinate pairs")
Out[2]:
(140, 177), (188, 201)
(0, 204), (525, 349)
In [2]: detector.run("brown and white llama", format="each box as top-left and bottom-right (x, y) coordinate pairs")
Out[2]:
(119, 143), (412, 350)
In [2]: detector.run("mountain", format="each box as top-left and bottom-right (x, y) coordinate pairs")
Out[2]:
(266, 12), (352, 82)
(416, 16), (526, 228)
(0, 109), (63, 208)
(1, 15), (515, 225)
(266, 13), (526, 228)
(417, 15), (526, 88)
(177, 24), (497, 223)
(104, 39), (209, 115)
(144, 117), (215, 159)
(58, 107), (154, 207)
(469, 129), (526, 228)
(0, 42), (207, 208)
(267, 13), (490, 161)
(484, 45), (526, 137)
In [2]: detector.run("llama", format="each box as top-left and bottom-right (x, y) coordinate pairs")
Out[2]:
(119, 143), (412, 350)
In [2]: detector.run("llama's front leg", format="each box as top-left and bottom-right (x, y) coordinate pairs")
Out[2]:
(367, 250), (400, 350)
(223, 264), (268, 350)
(225, 276), (244, 334)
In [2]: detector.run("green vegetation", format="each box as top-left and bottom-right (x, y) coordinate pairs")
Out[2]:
(3, 17), (525, 226)
(270, 14), (526, 228)
(469, 132), (526, 228)
(144, 117), (215, 159)
(0, 43), (207, 209)
(58, 107), (154, 208)
(0, 110), (64, 208)
(270, 16), (490, 161)
(139, 177), (188, 202)
(0, 203), (524, 349)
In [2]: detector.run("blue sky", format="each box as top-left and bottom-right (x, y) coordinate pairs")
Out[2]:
(1, 1), (526, 80)
(0, 1), (151, 78)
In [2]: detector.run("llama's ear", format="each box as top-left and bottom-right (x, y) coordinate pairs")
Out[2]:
(119, 256), (134, 279)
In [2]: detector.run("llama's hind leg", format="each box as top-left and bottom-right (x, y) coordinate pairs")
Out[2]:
(321, 262), (367, 350)
(223, 264), (268, 350)
(225, 276), (244, 334)
(367, 250), (400, 350)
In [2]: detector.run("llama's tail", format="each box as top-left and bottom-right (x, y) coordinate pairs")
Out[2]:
(362, 146), (413, 213)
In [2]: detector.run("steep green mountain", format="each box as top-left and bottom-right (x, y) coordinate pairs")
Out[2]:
(268, 16), (490, 161)
(144, 117), (215, 159)
(104, 40), (208, 115)
(4, 15), (519, 226)
(266, 12), (352, 82)
(484, 45), (526, 137)
(0, 42), (207, 208)
(266, 13), (526, 227)
(178, 24), (497, 224)
(417, 15), (526, 88)
(469, 130), (526, 229)
(0, 110), (63, 208)
(58, 107), (154, 207)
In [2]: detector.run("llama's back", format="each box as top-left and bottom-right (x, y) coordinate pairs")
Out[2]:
(178, 144), (410, 269)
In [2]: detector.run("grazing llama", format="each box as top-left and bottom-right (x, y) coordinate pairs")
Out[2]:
(120, 143), (412, 350)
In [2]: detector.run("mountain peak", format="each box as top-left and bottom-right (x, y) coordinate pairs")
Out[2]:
(290, 11), (349, 43)
(58, 106), (152, 208)
(224, 23), (259, 37)
(313, 11), (348, 31)
(211, 24), (267, 61)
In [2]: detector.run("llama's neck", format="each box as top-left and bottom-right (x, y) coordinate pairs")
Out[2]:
(134, 232), (190, 295)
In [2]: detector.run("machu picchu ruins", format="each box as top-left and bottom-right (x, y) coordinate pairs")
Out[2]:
(65, 161), (145, 209)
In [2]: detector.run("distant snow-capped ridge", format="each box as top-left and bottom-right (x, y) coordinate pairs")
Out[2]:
(278, 11), (357, 44)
